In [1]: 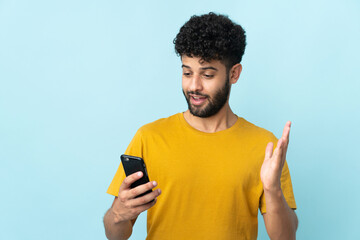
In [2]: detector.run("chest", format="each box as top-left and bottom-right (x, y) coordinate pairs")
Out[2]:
(144, 135), (264, 195)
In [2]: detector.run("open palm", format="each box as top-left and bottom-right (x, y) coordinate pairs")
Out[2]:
(260, 121), (291, 192)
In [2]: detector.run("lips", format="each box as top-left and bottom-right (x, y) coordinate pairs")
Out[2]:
(189, 94), (207, 106)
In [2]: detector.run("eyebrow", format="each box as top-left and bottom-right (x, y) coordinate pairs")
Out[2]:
(181, 64), (218, 71)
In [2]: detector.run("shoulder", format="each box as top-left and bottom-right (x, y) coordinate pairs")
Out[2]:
(238, 117), (278, 143)
(136, 113), (181, 136)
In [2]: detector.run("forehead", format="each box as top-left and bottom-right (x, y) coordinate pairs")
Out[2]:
(181, 56), (226, 71)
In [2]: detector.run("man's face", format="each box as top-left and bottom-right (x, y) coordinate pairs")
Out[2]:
(181, 56), (230, 118)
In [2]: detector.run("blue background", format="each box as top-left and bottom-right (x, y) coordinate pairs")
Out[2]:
(1, 0), (359, 239)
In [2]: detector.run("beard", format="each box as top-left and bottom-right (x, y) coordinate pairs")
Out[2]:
(182, 77), (230, 118)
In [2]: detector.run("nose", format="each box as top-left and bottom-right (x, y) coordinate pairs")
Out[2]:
(189, 74), (203, 92)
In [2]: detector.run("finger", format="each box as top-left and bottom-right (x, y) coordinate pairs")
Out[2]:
(129, 188), (161, 208)
(281, 138), (290, 166)
(281, 121), (291, 164)
(272, 138), (283, 166)
(277, 137), (289, 168)
(265, 142), (274, 159)
(273, 137), (282, 157)
(119, 171), (143, 191)
(132, 198), (158, 215)
(281, 121), (291, 144)
(128, 181), (158, 199)
(280, 146), (288, 167)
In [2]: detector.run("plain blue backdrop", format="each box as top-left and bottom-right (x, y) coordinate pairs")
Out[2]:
(1, 0), (359, 239)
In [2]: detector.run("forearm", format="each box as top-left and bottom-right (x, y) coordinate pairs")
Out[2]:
(263, 189), (298, 240)
(103, 207), (133, 240)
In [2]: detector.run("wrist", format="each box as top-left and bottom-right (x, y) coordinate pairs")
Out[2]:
(264, 188), (283, 199)
(110, 207), (127, 224)
(262, 179), (281, 193)
(263, 188), (287, 213)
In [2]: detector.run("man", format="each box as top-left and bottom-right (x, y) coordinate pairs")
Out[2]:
(103, 12), (298, 240)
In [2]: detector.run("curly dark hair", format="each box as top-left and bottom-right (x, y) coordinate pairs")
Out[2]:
(174, 12), (246, 70)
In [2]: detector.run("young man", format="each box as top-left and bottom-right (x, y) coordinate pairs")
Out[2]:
(103, 12), (298, 240)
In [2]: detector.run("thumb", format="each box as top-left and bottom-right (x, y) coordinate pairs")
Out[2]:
(265, 142), (274, 159)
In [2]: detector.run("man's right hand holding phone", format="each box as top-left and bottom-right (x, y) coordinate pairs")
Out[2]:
(111, 171), (161, 223)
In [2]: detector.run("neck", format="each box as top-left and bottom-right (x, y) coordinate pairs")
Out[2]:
(183, 103), (238, 133)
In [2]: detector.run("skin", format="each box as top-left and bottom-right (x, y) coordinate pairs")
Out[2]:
(261, 122), (298, 239)
(181, 56), (241, 132)
(104, 55), (298, 240)
(182, 55), (298, 239)
(103, 172), (161, 240)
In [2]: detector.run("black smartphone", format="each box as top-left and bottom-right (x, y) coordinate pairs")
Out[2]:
(120, 154), (152, 198)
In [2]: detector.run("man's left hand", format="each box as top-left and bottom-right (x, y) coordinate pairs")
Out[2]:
(260, 121), (291, 192)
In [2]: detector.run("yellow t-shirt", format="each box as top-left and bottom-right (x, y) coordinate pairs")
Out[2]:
(107, 113), (296, 240)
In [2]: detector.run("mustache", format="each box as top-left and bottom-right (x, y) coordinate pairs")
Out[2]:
(186, 91), (209, 98)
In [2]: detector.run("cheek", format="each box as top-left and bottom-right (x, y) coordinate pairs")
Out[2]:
(204, 81), (221, 95)
(181, 77), (188, 90)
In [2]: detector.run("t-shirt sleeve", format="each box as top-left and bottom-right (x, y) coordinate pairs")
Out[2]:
(106, 129), (144, 197)
(259, 136), (297, 214)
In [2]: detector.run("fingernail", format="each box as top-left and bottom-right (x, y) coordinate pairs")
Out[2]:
(153, 181), (157, 186)
(137, 172), (142, 176)
(158, 189), (161, 194)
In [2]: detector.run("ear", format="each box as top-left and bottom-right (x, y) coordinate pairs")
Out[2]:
(229, 64), (242, 84)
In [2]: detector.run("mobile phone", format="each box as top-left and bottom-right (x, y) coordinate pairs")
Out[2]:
(120, 154), (152, 198)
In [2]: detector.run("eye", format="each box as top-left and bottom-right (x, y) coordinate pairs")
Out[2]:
(204, 74), (214, 78)
(183, 72), (191, 77)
